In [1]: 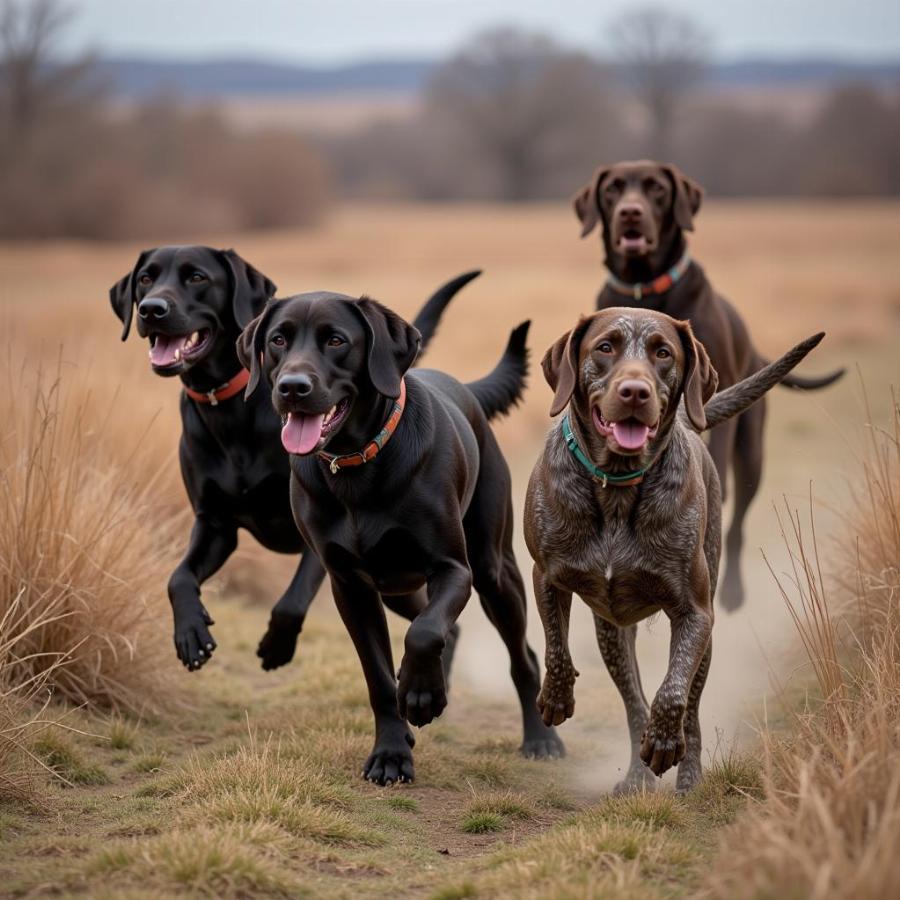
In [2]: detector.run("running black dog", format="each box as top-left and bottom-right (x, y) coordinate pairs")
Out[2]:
(238, 291), (562, 784)
(109, 246), (476, 672)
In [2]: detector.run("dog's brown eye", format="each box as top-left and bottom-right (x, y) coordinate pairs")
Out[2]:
(326, 334), (345, 348)
(138, 274), (152, 286)
(270, 334), (286, 348)
(657, 347), (671, 359)
(598, 341), (614, 354)
(188, 272), (206, 284)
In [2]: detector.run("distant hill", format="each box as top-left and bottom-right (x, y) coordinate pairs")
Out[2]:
(94, 55), (900, 99)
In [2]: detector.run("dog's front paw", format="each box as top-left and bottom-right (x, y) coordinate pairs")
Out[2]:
(363, 731), (415, 785)
(536, 663), (578, 727)
(257, 610), (304, 671)
(173, 605), (217, 671)
(640, 703), (686, 776)
(397, 656), (447, 727)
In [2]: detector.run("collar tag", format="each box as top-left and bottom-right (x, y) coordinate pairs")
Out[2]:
(319, 379), (407, 474)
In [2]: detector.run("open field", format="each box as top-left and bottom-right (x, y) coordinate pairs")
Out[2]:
(0, 200), (898, 897)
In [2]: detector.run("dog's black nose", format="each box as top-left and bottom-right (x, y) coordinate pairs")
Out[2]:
(617, 379), (651, 405)
(617, 202), (643, 223)
(138, 297), (170, 320)
(277, 373), (313, 400)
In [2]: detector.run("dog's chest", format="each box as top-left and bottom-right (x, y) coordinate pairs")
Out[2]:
(548, 520), (677, 625)
(322, 519), (431, 594)
(537, 481), (692, 626)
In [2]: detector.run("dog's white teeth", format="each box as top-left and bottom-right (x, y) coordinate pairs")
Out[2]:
(174, 348), (181, 361)
(190, 331), (199, 343)
(324, 405), (337, 425)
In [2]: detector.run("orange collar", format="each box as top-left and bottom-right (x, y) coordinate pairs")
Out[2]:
(183, 369), (250, 406)
(318, 379), (407, 474)
(606, 251), (691, 301)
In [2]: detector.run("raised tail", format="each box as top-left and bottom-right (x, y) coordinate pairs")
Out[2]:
(762, 357), (845, 391)
(412, 269), (481, 354)
(467, 321), (530, 421)
(703, 333), (826, 431)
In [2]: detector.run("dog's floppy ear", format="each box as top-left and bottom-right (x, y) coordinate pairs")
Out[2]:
(352, 297), (421, 399)
(542, 315), (593, 417)
(108, 250), (151, 341)
(662, 163), (704, 233)
(220, 248), (277, 328)
(572, 165), (611, 238)
(675, 318), (718, 430)
(236, 300), (279, 398)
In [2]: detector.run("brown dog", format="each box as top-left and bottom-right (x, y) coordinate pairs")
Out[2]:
(524, 307), (824, 792)
(572, 160), (843, 610)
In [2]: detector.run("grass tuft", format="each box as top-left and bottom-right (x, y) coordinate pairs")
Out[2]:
(461, 811), (505, 834)
(33, 732), (109, 786)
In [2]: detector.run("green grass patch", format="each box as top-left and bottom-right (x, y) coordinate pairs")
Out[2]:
(461, 811), (505, 834)
(33, 732), (109, 786)
(385, 794), (419, 812)
(467, 789), (535, 820)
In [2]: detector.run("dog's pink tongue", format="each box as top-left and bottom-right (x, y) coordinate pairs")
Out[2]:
(612, 420), (650, 450)
(149, 335), (185, 367)
(281, 412), (325, 455)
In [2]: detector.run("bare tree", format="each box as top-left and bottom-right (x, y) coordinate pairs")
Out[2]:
(0, 0), (94, 144)
(424, 27), (621, 201)
(608, 5), (710, 159)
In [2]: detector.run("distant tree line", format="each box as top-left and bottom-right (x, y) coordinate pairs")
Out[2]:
(327, 24), (900, 203)
(1, 2), (898, 240)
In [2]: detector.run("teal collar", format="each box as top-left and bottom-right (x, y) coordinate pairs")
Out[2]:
(606, 250), (691, 301)
(561, 414), (648, 488)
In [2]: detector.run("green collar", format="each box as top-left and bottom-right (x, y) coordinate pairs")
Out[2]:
(561, 415), (648, 488)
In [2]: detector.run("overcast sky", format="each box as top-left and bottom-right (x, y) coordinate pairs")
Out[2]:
(59, 0), (900, 63)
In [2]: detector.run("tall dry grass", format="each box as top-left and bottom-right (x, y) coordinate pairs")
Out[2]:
(706, 391), (900, 899)
(0, 352), (179, 717)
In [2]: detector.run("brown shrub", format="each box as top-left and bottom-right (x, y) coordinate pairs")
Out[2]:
(0, 100), (331, 240)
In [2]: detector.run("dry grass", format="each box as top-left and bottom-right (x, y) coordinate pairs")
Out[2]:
(0, 354), (178, 714)
(0, 203), (898, 895)
(706, 392), (900, 899)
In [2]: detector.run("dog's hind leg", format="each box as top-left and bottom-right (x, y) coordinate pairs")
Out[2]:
(706, 416), (737, 504)
(383, 591), (461, 686)
(257, 550), (327, 671)
(473, 549), (565, 759)
(331, 575), (415, 786)
(594, 618), (656, 794)
(676, 637), (712, 793)
(720, 400), (765, 612)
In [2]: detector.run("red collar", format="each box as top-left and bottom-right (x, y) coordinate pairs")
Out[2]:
(606, 251), (692, 301)
(183, 369), (250, 406)
(318, 379), (407, 474)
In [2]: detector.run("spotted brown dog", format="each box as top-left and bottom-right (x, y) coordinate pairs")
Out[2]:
(524, 306), (825, 792)
(572, 160), (843, 610)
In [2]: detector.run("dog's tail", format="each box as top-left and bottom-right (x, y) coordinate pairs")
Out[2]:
(412, 269), (482, 355)
(467, 321), (530, 421)
(703, 333), (826, 431)
(753, 351), (844, 391)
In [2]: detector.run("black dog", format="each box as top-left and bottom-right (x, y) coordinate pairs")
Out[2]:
(238, 291), (563, 783)
(109, 246), (476, 672)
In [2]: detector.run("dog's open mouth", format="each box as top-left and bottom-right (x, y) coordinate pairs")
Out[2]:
(617, 229), (649, 256)
(592, 408), (659, 452)
(280, 398), (351, 455)
(148, 329), (212, 368)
